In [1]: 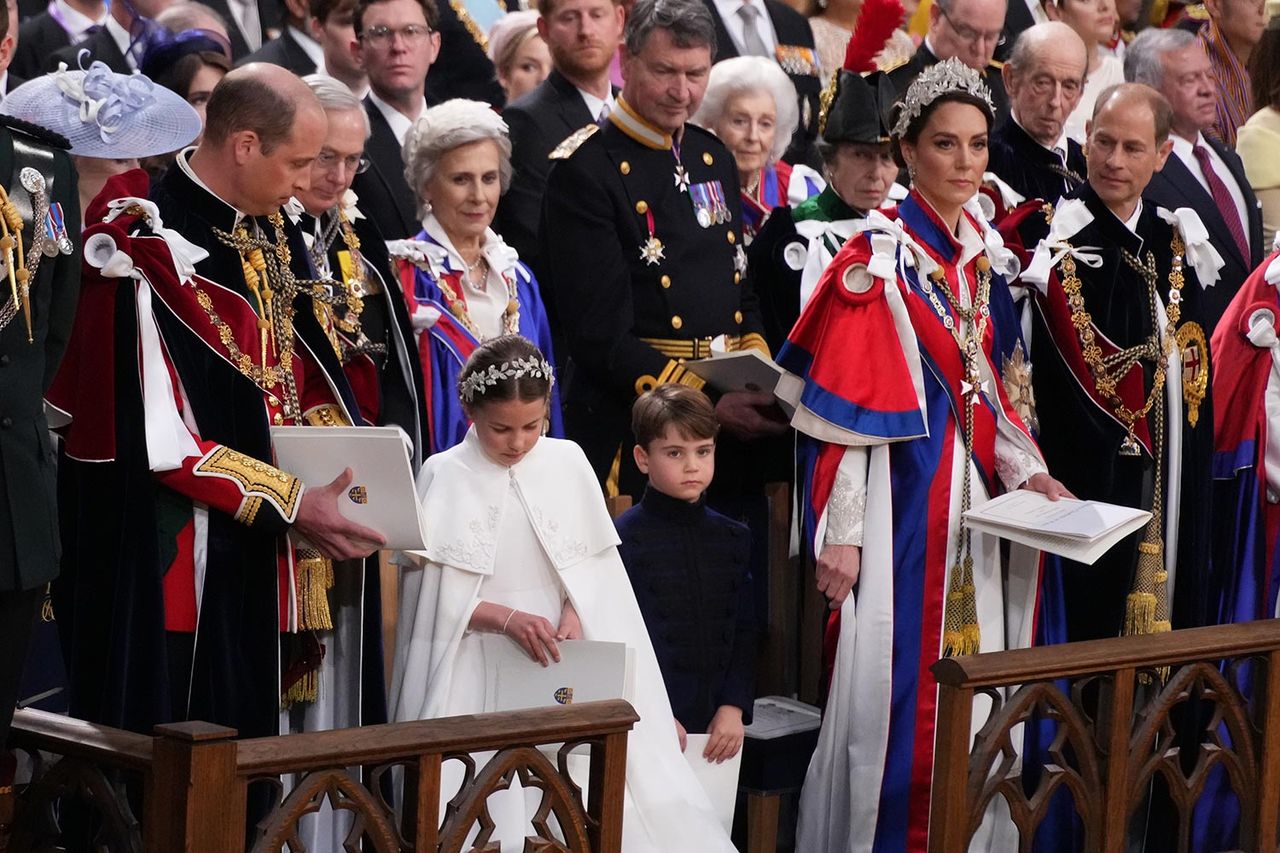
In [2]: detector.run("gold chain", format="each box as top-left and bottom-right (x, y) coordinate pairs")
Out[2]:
(919, 255), (994, 657)
(404, 252), (520, 340)
(1058, 235), (1184, 452)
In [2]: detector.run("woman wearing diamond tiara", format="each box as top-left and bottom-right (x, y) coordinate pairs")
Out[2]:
(387, 99), (562, 456)
(775, 57), (1072, 851)
(390, 335), (735, 852)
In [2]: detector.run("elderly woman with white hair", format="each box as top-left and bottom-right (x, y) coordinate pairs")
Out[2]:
(692, 55), (824, 240)
(388, 98), (561, 455)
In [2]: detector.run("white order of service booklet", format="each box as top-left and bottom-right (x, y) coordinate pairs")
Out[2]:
(682, 735), (742, 832)
(269, 425), (427, 550)
(963, 491), (1151, 565)
(484, 638), (631, 713)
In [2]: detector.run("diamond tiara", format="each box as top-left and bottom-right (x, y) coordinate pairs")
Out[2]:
(891, 57), (995, 139)
(459, 355), (556, 403)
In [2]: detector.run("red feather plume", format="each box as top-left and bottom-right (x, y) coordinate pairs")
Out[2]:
(843, 0), (904, 73)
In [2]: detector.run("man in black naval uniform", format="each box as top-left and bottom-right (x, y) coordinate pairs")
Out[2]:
(988, 21), (1088, 205)
(542, 0), (784, 498)
(885, 0), (1011, 128)
(0, 114), (79, 746)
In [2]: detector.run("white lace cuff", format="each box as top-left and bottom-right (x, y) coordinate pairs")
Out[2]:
(824, 482), (867, 546)
(995, 443), (1047, 491)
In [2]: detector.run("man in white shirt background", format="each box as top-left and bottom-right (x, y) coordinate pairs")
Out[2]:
(12, 0), (104, 78)
(1129, 26), (1264, 333)
(701, 0), (820, 163)
(311, 0), (366, 95)
(46, 0), (174, 72)
(349, 0), (440, 239)
(494, 0), (624, 276)
(239, 0), (322, 72)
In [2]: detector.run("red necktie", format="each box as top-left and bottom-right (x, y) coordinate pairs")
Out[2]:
(1192, 144), (1249, 262)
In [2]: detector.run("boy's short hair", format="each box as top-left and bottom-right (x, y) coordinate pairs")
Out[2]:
(632, 385), (720, 448)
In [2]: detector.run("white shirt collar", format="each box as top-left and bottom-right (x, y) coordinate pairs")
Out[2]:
(104, 15), (138, 70)
(177, 147), (250, 228)
(368, 88), (425, 147)
(712, 0), (776, 54)
(54, 0), (106, 42)
(1168, 130), (1205, 160)
(1123, 199), (1143, 234)
(0, 71), (9, 101)
(288, 24), (325, 69)
(577, 86), (615, 123)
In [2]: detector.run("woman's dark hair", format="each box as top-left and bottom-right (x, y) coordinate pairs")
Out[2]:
(889, 91), (993, 168)
(1249, 21), (1280, 112)
(149, 51), (232, 103)
(458, 335), (554, 407)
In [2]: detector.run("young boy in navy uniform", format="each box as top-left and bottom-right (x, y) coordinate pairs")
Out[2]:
(615, 384), (756, 762)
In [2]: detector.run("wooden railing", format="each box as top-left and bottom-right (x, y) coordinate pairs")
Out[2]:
(4, 699), (638, 851)
(928, 619), (1280, 853)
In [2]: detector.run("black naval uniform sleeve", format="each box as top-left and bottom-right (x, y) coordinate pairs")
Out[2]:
(0, 120), (80, 592)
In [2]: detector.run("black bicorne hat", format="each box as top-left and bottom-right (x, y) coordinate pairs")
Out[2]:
(817, 0), (902, 146)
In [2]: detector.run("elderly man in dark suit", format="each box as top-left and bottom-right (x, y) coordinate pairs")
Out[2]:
(1129, 27), (1264, 333)
(0, 114), (80, 746)
(700, 0), (819, 163)
(989, 21), (1088, 205)
(348, 0), (440, 240)
(493, 0), (623, 276)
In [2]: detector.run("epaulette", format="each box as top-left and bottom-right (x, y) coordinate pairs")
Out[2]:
(879, 56), (910, 73)
(1184, 3), (1209, 19)
(988, 59), (1005, 71)
(681, 122), (721, 144)
(548, 123), (600, 160)
(0, 114), (71, 151)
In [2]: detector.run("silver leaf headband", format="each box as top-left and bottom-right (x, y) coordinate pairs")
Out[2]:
(891, 57), (995, 139)
(459, 355), (555, 403)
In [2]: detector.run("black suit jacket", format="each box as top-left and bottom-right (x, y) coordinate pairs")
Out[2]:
(201, 0), (282, 61)
(47, 25), (130, 74)
(236, 28), (316, 75)
(494, 68), (604, 276)
(702, 0), (821, 165)
(1144, 136), (1265, 334)
(350, 97), (418, 240)
(4, 75), (25, 96)
(12, 12), (72, 80)
(884, 42), (1010, 129)
(988, 118), (1085, 204)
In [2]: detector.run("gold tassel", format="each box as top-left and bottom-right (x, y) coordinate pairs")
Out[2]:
(282, 670), (318, 706)
(295, 549), (334, 630)
(1124, 591), (1158, 636)
(941, 572), (981, 658)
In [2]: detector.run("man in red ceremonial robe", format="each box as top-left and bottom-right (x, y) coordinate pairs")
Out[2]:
(48, 64), (388, 756)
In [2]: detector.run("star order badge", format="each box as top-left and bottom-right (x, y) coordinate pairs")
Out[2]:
(640, 235), (665, 266)
(1001, 343), (1038, 433)
(1175, 322), (1208, 428)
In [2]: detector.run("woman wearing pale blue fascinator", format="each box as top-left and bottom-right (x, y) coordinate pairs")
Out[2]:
(1, 60), (203, 220)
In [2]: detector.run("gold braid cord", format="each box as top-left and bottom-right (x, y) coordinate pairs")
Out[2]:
(1059, 235), (1185, 645)
(0, 186), (32, 341)
(209, 216), (350, 646)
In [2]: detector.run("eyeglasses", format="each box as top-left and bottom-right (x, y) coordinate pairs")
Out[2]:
(938, 5), (1006, 48)
(315, 150), (372, 175)
(360, 24), (432, 47)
